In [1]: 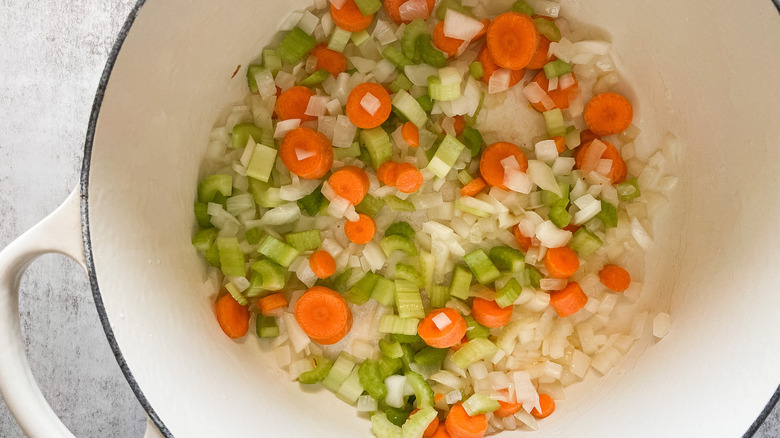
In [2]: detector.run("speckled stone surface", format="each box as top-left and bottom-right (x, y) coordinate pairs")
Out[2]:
(0, 1), (778, 437)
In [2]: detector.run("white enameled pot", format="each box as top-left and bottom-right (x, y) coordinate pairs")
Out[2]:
(2, 0), (780, 436)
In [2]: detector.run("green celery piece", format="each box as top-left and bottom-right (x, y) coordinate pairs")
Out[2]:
(416, 95), (434, 112)
(462, 394), (500, 415)
(385, 221), (416, 240)
(328, 27), (352, 52)
(300, 68), (330, 87)
(331, 267), (353, 293)
(400, 343), (417, 371)
(297, 186), (325, 216)
(616, 178), (641, 202)
(512, 0), (534, 14)
(385, 408), (412, 427)
(198, 174), (232, 203)
(528, 266), (543, 288)
(232, 122), (263, 149)
(429, 285), (450, 309)
(401, 19), (427, 59)
(216, 237), (245, 277)
(382, 46), (413, 69)
(390, 333), (425, 349)
(346, 272), (381, 305)
(402, 407), (437, 438)
(469, 61), (484, 79)
(360, 127), (393, 169)
(392, 90), (427, 128)
(285, 230), (322, 252)
(192, 228), (218, 252)
(262, 49), (282, 75)
(550, 205), (572, 228)
(359, 359), (388, 400)
(371, 276), (396, 306)
(354, 0), (382, 15)
(212, 192), (229, 209)
(278, 27), (316, 64)
(464, 249), (501, 284)
(245, 227), (264, 245)
(245, 271), (265, 298)
(248, 178), (286, 208)
(541, 182), (570, 206)
(449, 265), (472, 300)
(381, 235), (418, 257)
(378, 355), (403, 379)
(251, 259), (287, 291)
(225, 283), (248, 306)
(569, 227), (603, 256)
(246, 143), (278, 183)
(351, 30), (371, 47)
(298, 356), (334, 384)
(464, 315), (490, 340)
(389, 73), (413, 93)
(489, 246), (525, 273)
(384, 195), (416, 211)
(379, 339), (404, 358)
(534, 17), (562, 42)
(395, 263), (423, 287)
(457, 169), (473, 186)
(495, 278), (523, 308)
(194, 202), (212, 228)
(395, 280), (425, 319)
(356, 193), (386, 216)
(427, 135), (466, 178)
(322, 353), (357, 391)
(334, 141), (362, 160)
(379, 315), (420, 336)
(544, 108), (567, 137)
(204, 242), (220, 267)
(451, 338), (498, 369)
(414, 347), (448, 367)
(405, 372), (434, 408)
(256, 315), (280, 338)
(417, 34), (446, 68)
(246, 64), (263, 92)
(543, 59), (573, 79)
(436, 0), (472, 21)
(257, 235), (300, 267)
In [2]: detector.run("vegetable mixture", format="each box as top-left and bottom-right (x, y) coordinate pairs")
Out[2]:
(193, 0), (678, 436)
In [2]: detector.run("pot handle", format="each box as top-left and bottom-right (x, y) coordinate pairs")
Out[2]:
(0, 188), (163, 438)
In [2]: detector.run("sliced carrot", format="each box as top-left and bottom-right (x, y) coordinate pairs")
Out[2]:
(460, 177), (487, 197)
(477, 45), (524, 87)
(526, 34), (555, 70)
(471, 297), (512, 328)
(215, 293), (249, 339)
(311, 43), (348, 77)
(599, 264), (631, 292)
(433, 22), (465, 57)
(529, 70), (579, 112)
(383, 0), (435, 24)
(344, 213), (376, 244)
(549, 282), (587, 317)
(410, 409), (440, 438)
(531, 394), (555, 419)
(395, 163), (424, 194)
(479, 141), (528, 190)
(330, 0), (375, 31)
(495, 400), (523, 417)
(328, 166), (370, 205)
(552, 136), (566, 153)
(513, 225), (533, 252)
(574, 139), (627, 184)
(445, 403), (488, 438)
(486, 12), (539, 70)
(346, 82), (392, 129)
(275, 86), (316, 122)
(377, 161), (400, 186)
(402, 121), (420, 147)
(583, 92), (634, 136)
(431, 424), (452, 438)
(544, 246), (580, 279)
(309, 249), (337, 279)
(258, 293), (288, 315)
(418, 308), (468, 348)
(434, 393), (445, 403)
(279, 127), (334, 179)
(453, 115), (465, 136)
(294, 286), (352, 344)
(579, 129), (601, 147)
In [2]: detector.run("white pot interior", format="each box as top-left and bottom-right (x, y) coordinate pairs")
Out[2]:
(86, 0), (780, 436)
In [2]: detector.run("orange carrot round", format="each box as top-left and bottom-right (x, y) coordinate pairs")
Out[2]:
(377, 161), (400, 186)
(477, 45), (524, 87)
(402, 121), (420, 147)
(418, 308), (468, 349)
(215, 293), (249, 339)
(549, 282), (588, 317)
(433, 21), (465, 57)
(328, 166), (370, 205)
(346, 82), (392, 129)
(280, 127), (334, 179)
(531, 394), (555, 419)
(344, 213), (376, 244)
(486, 12), (539, 70)
(472, 19), (490, 40)
(574, 139), (626, 184)
(310, 249), (337, 279)
(529, 70), (579, 112)
(598, 264), (631, 292)
(383, 0), (435, 24)
(311, 43), (348, 77)
(495, 400), (523, 417)
(445, 403), (488, 438)
(526, 34), (555, 70)
(453, 115), (465, 136)
(479, 141), (528, 190)
(258, 292), (288, 315)
(552, 135), (566, 153)
(294, 286), (353, 344)
(460, 177), (487, 197)
(431, 424), (452, 438)
(544, 246), (580, 279)
(330, 0), (375, 31)
(583, 92), (634, 136)
(471, 297), (512, 328)
(275, 86), (317, 122)
(410, 409), (440, 438)
(395, 162), (424, 194)
(513, 225), (533, 252)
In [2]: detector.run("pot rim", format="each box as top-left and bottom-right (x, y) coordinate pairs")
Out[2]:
(77, 0), (780, 436)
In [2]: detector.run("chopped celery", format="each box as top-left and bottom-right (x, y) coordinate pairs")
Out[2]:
(385, 221), (416, 240)
(389, 73), (413, 93)
(346, 272), (381, 305)
(416, 95), (434, 112)
(462, 394), (500, 416)
(461, 126), (484, 158)
(395, 280), (425, 319)
(395, 263), (423, 287)
(570, 227), (603, 256)
(427, 135), (466, 178)
(384, 408), (411, 428)
(251, 259), (287, 291)
(427, 75), (461, 101)
(192, 228), (218, 252)
(457, 198), (492, 217)
(225, 283), (248, 306)
(351, 30), (371, 47)
(456, 170), (473, 187)
(194, 202), (211, 228)
(212, 192), (229, 208)
(464, 315), (490, 339)
(449, 265), (473, 300)
(297, 185), (325, 216)
(382, 46), (413, 69)
(405, 371), (434, 408)
(334, 141), (362, 160)
(248, 178), (286, 208)
(381, 235), (418, 257)
(278, 27), (316, 64)
(262, 49), (282, 75)
(401, 19), (427, 59)
(391, 106), (409, 123)
(258, 235), (300, 267)
(451, 338), (498, 369)
(245, 271), (265, 297)
(232, 122), (264, 149)
(419, 251), (435, 293)
(392, 90), (428, 128)
(384, 195), (416, 211)
(336, 367), (364, 404)
(496, 278), (523, 308)
(246, 64), (263, 92)
(204, 242), (220, 267)
(464, 249), (501, 284)
(534, 17), (562, 42)
(331, 267), (353, 293)
(390, 333), (425, 347)
(217, 237), (245, 277)
(285, 230), (322, 252)
(245, 227), (264, 245)
(354, 0), (382, 16)
(198, 174), (232, 203)
(489, 246), (525, 273)
(399, 344), (417, 371)
(469, 61), (484, 79)
(429, 285), (450, 308)
(360, 127), (393, 169)
(328, 27), (352, 53)
(378, 355), (403, 379)
(549, 205), (572, 228)
(544, 59), (573, 79)
(379, 315), (420, 335)
(528, 265), (543, 288)
(379, 339), (404, 359)
(597, 200), (618, 228)
(359, 359), (388, 400)
(417, 34), (446, 68)
(372, 276), (397, 306)
(414, 347), (448, 367)
(544, 108), (567, 137)
(300, 68), (330, 87)
(616, 178), (641, 202)
(436, 0), (472, 21)
(322, 352), (358, 391)
(512, 0), (534, 14)
(541, 183), (570, 207)
(356, 193), (386, 216)
(246, 143), (278, 183)
(256, 315), (280, 338)
(298, 355), (333, 384)
(402, 407), (437, 438)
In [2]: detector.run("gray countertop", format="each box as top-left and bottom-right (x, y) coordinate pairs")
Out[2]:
(0, 1), (778, 437)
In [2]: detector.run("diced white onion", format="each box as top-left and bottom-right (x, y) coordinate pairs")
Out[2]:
(534, 220), (571, 248)
(351, 56), (377, 74)
(399, 0), (430, 21)
(653, 312), (671, 339)
(539, 278), (567, 290)
(360, 92), (381, 116)
(283, 312), (311, 353)
(279, 10), (304, 31)
(329, 0), (347, 9)
(363, 241), (387, 271)
(552, 156), (576, 175)
(527, 160), (560, 195)
(512, 371), (541, 413)
(522, 82), (555, 110)
(332, 115), (357, 148)
(630, 217), (653, 250)
(384, 375), (407, 408)
(445, 390), (463, 404)
(304, 95), (329, 117)
(547, 76), (559, 91)
(432, 312), (452, 330)
(274, 118), (301, 139)
(572, 194), (601, 225)
(443, 9), (484, 41)
(489, 69), (511, 94)
(534, 140), (559, 163)
(296, 259), (319, 288)
(372, 20), (397, 46)
(327, 195), (351, 218)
